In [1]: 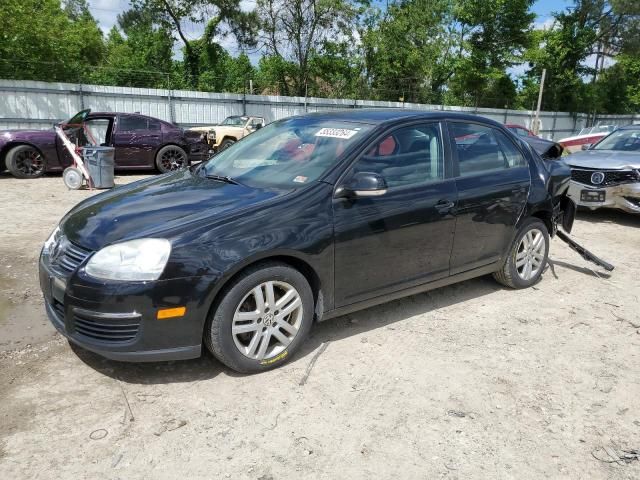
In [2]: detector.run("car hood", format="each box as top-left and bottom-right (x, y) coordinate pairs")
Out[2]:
(62, 169), (289, 251)
(564, 150), (640, 170)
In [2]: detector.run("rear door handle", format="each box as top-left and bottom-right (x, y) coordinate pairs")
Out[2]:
(435, 200), (455, 213)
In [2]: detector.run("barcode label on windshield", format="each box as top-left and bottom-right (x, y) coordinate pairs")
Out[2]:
(315, 128), (359, 139)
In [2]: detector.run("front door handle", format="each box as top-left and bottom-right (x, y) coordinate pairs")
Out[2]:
(435, 199), (455, 213)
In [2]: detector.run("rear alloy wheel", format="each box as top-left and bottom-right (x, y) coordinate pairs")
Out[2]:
(205, 263), (314, 373)
(493, 218), (549, 289)
(6, 145), (45, 179)
(155, 145), (188, 173)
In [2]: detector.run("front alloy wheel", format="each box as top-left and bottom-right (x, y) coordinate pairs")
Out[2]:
(232, 281), (303, 361)
(204, 262), (314, 373)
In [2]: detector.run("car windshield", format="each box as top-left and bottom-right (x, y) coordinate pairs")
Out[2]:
(221, 116), (248, 126)
(578, 125), (614, 136)
(200, 117), (372, 188)
(592, 129), (640, 151)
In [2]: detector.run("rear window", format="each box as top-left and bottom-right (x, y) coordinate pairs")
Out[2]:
(119, 116), (148, 131)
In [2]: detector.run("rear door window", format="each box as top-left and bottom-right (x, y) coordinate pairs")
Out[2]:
(450, 122), (527, 177)
(119, 116), (148, 131)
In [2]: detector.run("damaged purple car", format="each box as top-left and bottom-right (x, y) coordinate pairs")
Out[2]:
(0, 110), (209, 179)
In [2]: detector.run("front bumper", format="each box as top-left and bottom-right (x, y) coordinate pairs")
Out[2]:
(39, 254), (215, 362)
(187, 142), (210, 163)
(566, 180), (640, 214)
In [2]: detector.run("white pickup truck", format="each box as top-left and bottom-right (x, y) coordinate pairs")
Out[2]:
(189, 116), (266, 151)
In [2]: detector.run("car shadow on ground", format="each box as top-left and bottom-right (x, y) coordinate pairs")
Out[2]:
(575, 208), (639, 227)
(70, 343), (226, 385)
(73, 275), (505, 384)
(72, 251), (607, 384)
(547, 259), (612, 279)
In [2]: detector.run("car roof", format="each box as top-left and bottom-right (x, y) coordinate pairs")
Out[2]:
(618, 124), (640, 130)
(293, 109), (505, 128)
(87, 111), (174, 126)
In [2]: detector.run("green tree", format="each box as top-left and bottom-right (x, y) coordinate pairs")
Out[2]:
(92, 8), (175, 87)
(254, 55), (298, 95)
(518, 0), (640, 113)
(593, 54), (640, 113)
(256, 0), (361, 96)
(447, 0), (534, 107)
(223, 53), (257, 93)
(309, 40), (364, 98)
(0, 0), (104, 82)
(130, 0), (257, 88)
(361, 0), (452, 103)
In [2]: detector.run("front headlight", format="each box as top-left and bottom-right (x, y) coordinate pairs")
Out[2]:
(85, 238), (171, 281)
(43, 226), (61, 255)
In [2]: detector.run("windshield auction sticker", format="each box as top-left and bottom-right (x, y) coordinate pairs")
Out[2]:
(315, 128), (359, 139)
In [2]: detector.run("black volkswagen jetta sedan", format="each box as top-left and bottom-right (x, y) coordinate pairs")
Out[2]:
(40, 110), (573, 373)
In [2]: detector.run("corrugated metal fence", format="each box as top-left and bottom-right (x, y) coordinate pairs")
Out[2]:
(1, 79), (638, 140)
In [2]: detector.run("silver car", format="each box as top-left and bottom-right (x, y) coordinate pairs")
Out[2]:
(565, 125), (640, 213)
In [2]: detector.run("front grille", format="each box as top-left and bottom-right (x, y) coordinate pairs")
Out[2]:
(50, 299), (66, 329)
(52, 241), (93, 274)
(72, 309), (141, 344)
(571, 168), (639, 187)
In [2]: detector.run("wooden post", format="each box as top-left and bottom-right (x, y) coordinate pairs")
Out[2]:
(533, 69), (546, 135)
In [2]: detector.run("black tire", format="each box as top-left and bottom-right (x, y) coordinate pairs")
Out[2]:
(6, 145), (46, 179)
(204, 262), (314, 373)
(493, 218), (549, 289)
(219, 138), (235, 151)
(155, 145), (188, 173)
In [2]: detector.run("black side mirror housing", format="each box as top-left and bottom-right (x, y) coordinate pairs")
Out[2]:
(336, 172), (388, 198)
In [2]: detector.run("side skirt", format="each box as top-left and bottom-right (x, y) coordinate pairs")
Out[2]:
(320, 262), (500, 321)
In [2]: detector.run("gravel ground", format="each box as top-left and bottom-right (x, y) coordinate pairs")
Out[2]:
(0, 172), (639, 479)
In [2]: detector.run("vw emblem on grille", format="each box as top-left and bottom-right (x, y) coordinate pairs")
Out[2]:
(591, 172), (605, 185)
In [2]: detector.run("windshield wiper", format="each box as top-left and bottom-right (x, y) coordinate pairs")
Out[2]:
(204, 174), (241, 185)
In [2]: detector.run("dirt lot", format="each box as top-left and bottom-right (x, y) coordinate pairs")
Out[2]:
(0, 172), (639, 479)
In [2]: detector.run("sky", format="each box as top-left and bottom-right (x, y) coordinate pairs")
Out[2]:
(86, 0), (574, 71)
(87, 0), (256, 56)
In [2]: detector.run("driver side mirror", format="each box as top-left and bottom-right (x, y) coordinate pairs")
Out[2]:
(581, 144), (591, 151)
(336, 172), (388, 198)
